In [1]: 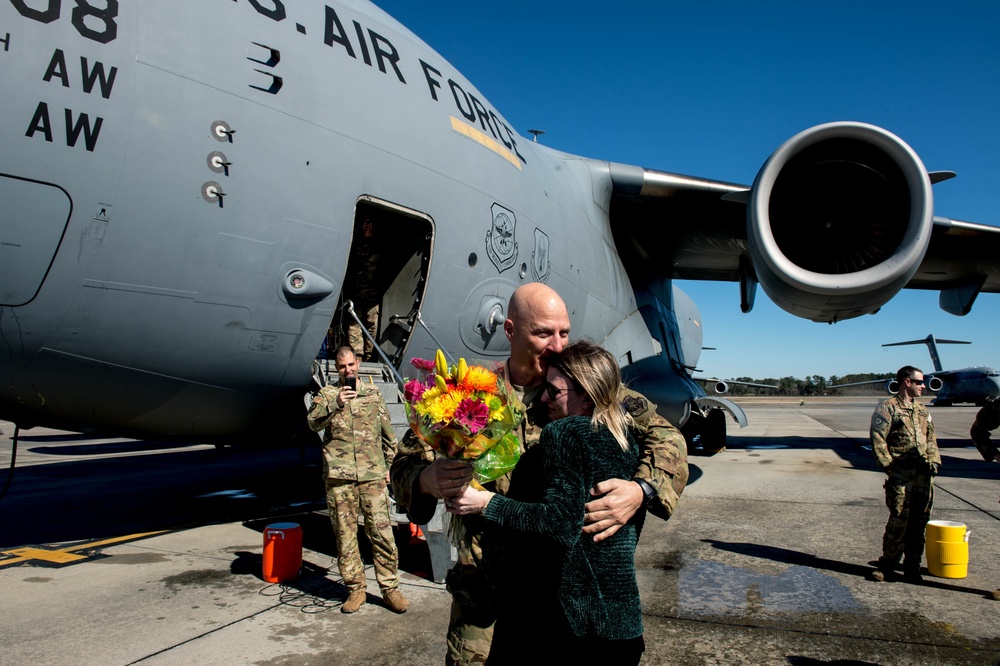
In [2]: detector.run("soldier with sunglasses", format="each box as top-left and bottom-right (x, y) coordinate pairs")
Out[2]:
(868, 365), (941, 583)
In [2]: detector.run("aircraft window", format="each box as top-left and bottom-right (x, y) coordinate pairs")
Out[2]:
(469, 253), (478, 267)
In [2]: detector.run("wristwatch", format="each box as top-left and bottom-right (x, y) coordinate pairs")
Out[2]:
(633, 478), (656, 509)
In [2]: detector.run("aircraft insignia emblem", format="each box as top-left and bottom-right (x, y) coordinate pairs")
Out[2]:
(486, 203), (518, 273)
(531, 228), (550, 281)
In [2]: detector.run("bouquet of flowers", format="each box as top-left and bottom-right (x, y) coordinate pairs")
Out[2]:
(403, 350), (524, 487)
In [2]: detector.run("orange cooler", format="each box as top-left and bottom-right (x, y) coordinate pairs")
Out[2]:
(263, 522), (303, 583)
(925, 520), (968, 579)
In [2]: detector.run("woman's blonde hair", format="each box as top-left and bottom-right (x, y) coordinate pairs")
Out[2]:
(550, 340), (634, 450)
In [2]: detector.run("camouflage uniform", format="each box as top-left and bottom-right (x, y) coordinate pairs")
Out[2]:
(346, 235), (380, 362)
(308, 383), (400, 594)
(390, 364), (688, 665)
(870, 394), (941, 575)
(970, 397), (1000, 462)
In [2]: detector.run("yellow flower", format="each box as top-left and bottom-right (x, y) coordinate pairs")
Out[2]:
(487, 395), (506, 421)
(459, 365), (498, 393)
(425, 390), (465, 423)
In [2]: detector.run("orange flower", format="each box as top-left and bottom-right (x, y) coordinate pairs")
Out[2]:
(459, 365), (498, 393)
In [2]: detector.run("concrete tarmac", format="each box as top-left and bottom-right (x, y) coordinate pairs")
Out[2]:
(2, 397), (999, 665)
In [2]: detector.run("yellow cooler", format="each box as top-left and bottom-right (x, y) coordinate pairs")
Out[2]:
(925, 520), (969, 579)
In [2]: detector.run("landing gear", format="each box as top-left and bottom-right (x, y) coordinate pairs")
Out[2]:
(682, 408), (727, 456)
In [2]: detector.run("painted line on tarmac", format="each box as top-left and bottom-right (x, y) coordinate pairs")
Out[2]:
(0, 531), (168, 568)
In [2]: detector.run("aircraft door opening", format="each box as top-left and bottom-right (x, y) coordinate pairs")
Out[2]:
(323, 198), (433, 370)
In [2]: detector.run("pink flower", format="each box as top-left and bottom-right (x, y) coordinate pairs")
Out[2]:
(453, 398), (489, 434)
(404, 379), (427, 403)
(411, 357), (436, 371)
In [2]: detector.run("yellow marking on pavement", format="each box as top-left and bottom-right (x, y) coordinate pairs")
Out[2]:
(0, 530), (167, 567)
(3, 548), (87, 564)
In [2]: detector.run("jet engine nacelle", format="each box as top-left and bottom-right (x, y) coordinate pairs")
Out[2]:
(747, 122), (934, 323)
(884, 376), (940, 395)
(713, 380), (729, 394)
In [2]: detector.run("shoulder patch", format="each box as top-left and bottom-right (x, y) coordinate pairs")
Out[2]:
(872, 416), (884, 427)
(622, 395), (647, 417)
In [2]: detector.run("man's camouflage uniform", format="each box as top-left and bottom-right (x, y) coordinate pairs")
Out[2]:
(870, 394), (941, 576)
(308, 382), (401, 595)
(390, 365), (688, 665)
(970, 397), (1000, 462)
(970, 397), (1000, 599)
(346, 224), (380, 362)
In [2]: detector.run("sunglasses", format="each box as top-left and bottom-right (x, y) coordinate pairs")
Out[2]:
(909, 378), (925, 386)
(544, 383), (576, 400)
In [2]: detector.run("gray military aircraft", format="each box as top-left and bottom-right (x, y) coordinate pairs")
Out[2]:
(832, 334), (1000, 406)
(3, 0), (1000, 452)
(884, 335), (999, 406)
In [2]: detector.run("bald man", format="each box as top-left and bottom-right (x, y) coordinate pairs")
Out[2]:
(390, 282), (687, 665)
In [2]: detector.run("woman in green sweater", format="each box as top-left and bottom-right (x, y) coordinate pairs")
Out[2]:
(449, 340), (645, 664)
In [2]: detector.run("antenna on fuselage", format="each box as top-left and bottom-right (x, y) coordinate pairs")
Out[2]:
(528, 129), (545, 142)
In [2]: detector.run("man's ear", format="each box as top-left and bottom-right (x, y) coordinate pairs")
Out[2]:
(504, 319), (514, 342)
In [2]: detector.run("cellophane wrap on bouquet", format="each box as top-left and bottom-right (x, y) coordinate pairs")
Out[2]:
(403, 351), (524, 545)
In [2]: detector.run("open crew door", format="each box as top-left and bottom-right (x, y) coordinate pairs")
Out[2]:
(324, 197), (433, 369)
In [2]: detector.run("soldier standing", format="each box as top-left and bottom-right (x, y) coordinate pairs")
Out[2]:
(867, 365), (941, 583)
(970, 396), (1000, 464)
(971, 397), (1000, 500)
(307, 345), (409, 614)
(970, 396), (1000, 600)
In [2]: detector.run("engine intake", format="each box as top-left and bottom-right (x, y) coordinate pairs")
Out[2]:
(748, 122), (934, 323)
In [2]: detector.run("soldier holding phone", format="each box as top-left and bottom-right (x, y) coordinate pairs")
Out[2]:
(307, 345), (410, 614)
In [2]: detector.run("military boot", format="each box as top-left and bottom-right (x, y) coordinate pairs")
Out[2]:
(382, 588), (410, 613)
(341, 589), (367, 614)
(866, 558), (897, 582)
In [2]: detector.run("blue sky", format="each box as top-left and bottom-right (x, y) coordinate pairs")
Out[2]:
(372, 0), (1000, 380)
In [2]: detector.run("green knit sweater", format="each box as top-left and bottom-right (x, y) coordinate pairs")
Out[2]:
(482, 415), (643, 640)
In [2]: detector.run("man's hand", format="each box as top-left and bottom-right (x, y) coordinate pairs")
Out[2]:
(417, 458), (474, 499)
(337, 387), (356, 407)
(582, 478), (643, 542)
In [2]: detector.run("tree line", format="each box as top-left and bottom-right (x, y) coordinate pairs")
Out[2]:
(718, 373), (892, 397)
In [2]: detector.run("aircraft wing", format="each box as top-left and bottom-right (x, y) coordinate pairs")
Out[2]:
(830, 378), (892, 390)
(694, 377), (779, 395)
(605, 122), (1000, 323)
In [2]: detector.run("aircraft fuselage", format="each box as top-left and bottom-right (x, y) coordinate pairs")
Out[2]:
(0, 1), (702, 440)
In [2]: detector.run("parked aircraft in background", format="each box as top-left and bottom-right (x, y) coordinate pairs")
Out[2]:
(886, 335), (1000, 406)
(832, 335), (1000, 406)
(2, 1), (1000, 454)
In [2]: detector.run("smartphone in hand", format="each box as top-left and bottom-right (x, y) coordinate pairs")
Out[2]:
(345, 376), (357, 391)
